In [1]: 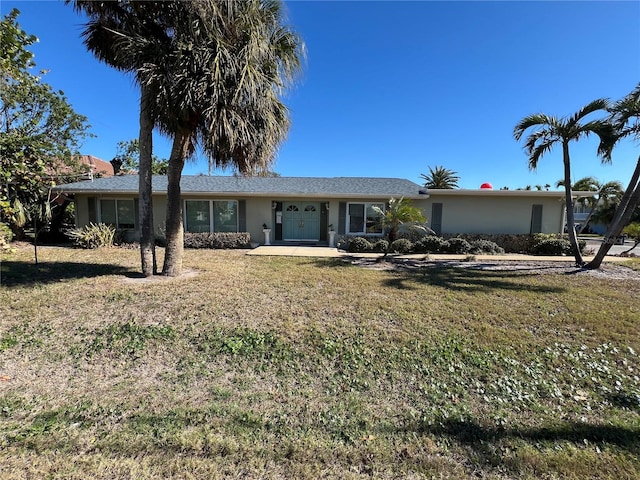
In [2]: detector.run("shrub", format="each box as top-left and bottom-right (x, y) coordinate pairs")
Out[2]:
(445, 237), (472, 254)
(469, 239), (504, 255)
(348, 237), (373, 253)
(67, 223), (116, 249)
(531, 238), (572, 256)
(1, 222), (13, 244)
(415, 235), (449, 253)
(372, 239), (389, 253)
(390, 238), (413, 254)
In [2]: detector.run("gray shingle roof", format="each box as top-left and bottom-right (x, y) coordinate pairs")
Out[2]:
(54, 175), (426, 198)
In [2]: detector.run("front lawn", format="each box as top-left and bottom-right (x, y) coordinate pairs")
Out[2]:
(1, 246), (639, 479)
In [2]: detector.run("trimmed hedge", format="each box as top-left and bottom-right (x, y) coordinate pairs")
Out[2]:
(183, 232), (251, 249)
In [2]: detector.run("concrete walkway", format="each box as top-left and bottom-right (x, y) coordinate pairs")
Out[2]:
(246, 245), (631, 263)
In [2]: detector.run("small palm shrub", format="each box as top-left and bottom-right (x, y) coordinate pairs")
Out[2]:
(415, 235), (448, 253)
(470, 239), (505, 255)
(445, 237), (472, 254)
(390, 238), (413, 254)
(68, 223), (116, 249)
(348, 237), (373, 253)
(372, 239), (389, 253)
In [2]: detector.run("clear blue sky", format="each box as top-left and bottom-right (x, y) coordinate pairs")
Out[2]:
(4, 0), (640, 189)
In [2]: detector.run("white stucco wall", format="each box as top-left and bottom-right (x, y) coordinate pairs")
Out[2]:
(419, 194), (565, 235)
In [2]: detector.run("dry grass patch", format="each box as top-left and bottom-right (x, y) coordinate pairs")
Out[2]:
(1, 246), (639, 479)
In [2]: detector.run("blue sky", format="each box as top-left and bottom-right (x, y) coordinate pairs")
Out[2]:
(4, 0), (640, 189)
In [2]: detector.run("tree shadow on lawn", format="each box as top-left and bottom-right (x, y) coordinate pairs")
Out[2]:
(383, 266), (566, 294)
(0, 260), (134, 287)
(390, 417), (640, 474)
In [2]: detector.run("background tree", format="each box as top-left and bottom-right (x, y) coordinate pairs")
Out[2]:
(620, 222), (640, 255)
(372, 197), (426, 259)
(1, 8), (90, 240)
(513, 99), (615, 266)
(556, 176), (623, 234)
(111, 139), (168, 175)
(420, 165), (460, 189)
(588, 83), (640, 269)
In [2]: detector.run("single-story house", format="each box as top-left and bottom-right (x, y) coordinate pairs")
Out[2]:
(54, 175), (596, 244)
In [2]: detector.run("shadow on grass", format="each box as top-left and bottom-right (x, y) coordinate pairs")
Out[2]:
(419, 418), (640, 451)
(0, 261), (133, 287)
(384, 266), (566, 293)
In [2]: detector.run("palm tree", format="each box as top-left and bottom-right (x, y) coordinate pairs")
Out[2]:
(149, 0), (304, 276)
(513, 99), (615, 266)
(371, 197), (426, 259)
(420, 166), (460, 189)
(587, 83), (640, 269)
(71, 1), (304, 277)
(556, 176), (623, 234)
(69, 1), (177, 277)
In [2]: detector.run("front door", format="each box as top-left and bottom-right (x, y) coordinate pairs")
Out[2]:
(283, 202), (320, 241)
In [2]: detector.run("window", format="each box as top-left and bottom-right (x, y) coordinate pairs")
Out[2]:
(347, 202), (384, 235)
(185, 200), (210, 233)
(100, 199), (135, 229)
(184, 200), (238, 233)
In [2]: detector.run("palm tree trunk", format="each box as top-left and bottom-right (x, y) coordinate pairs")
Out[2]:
(161, 127), (190, 277)
(562, 142), (584, 266)
(586, 158), (640, 269)
(139, 86), (156, 277)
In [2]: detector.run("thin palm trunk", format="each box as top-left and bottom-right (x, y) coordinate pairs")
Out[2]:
(587, 158), (640, 269)
(139, 86), (156, 276)
(161, 127), (191, 277)
(562, 142), (584, 265)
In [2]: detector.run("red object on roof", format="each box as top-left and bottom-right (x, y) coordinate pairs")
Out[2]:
(480, 182), (493, 189)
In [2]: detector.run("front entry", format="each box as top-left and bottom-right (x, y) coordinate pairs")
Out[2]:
(283, 202), (321, 241)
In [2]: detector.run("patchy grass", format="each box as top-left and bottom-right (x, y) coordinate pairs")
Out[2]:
(1, 246), (639, 479)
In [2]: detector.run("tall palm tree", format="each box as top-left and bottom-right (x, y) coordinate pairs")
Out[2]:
(513, 99), (615, 266)
(147, 0), (304, 276)
(420, 166), (460, 189)
(587, 83), (640, 269)
(69, 1), (178, 277)
(71, 1), (304, 277)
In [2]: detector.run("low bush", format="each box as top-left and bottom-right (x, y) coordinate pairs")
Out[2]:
(372, 239), (389, 253)
(390, 238), (413, 254)
(531, 238), (572, 256)
(67, 223), (116, 249)
(470, 239), (505, 255)
(445, 237), (472, 254)
(348, 236), (373, 253)
(415, 235), (449, 253)
(183, 232), (251, 249)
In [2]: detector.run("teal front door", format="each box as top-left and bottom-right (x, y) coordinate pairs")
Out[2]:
(283, 202), (320, 241)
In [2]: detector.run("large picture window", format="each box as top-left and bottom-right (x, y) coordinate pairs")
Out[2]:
(100, 199), (135, 229)
(347, 202), (384, 235)
(184, 200), (238, 233)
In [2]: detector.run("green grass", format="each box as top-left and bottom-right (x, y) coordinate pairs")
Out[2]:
(1, 246), (639, 479)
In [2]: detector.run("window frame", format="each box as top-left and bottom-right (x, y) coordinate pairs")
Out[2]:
(183, 199), (239, 233)
(346, 201), (385, 236)
(98, 198), (136, 229)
